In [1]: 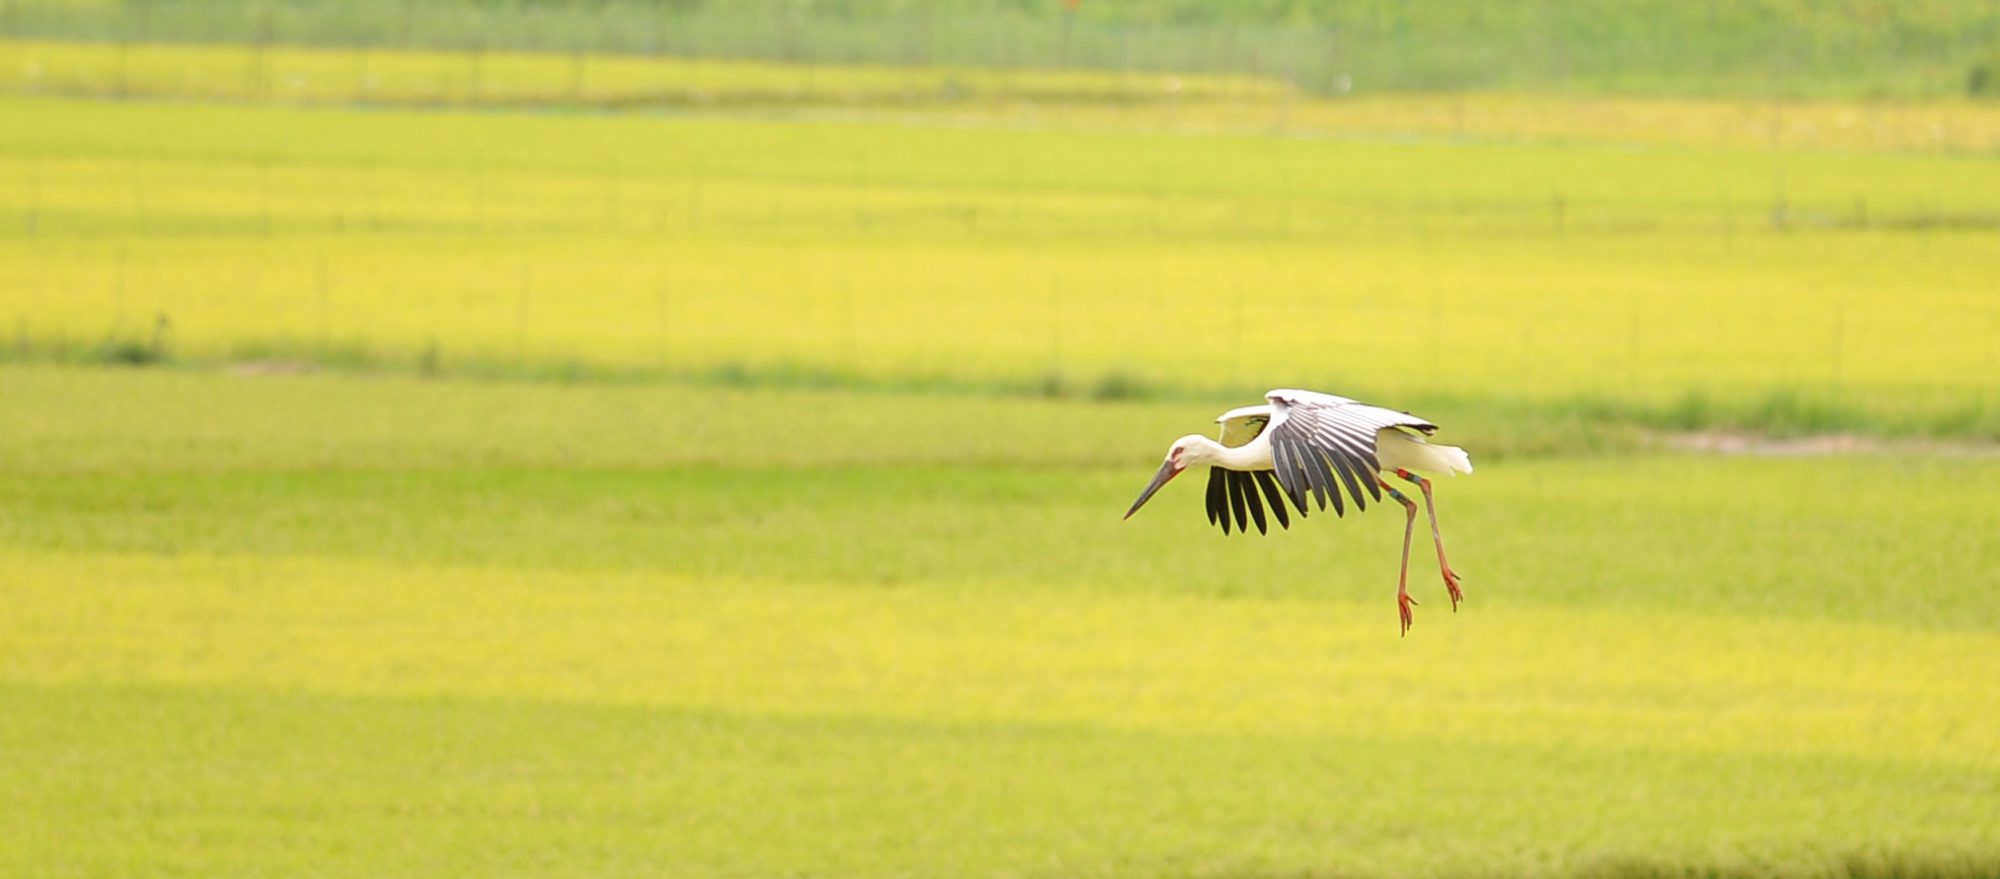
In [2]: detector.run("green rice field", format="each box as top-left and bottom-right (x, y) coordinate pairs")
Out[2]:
(2, 22), (1998, 878)
(2, 366), (1998, 878)
(4, 90), (1999, 436)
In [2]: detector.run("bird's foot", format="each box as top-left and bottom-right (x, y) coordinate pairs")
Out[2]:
(1398, 589), (1419, 637)
(1442, 566), (1464, 611)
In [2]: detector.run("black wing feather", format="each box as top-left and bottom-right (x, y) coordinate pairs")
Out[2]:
(1238, 471), (1269, 534)
(1270, 439), (1309, 515)
(1226, 470), (1250, 533)
(1311, 449), (1346, 517)
(1177, 394), (1441, 534)
(1295, 440), (1334, 514)
(1252, 470), (1290, 530)
(1324, 447), (1370, 513)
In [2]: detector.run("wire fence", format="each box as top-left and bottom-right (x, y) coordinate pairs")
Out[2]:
(2, 1), (1997, 422)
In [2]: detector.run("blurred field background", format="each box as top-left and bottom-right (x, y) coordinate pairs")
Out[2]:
(2, 1), (1999, 877)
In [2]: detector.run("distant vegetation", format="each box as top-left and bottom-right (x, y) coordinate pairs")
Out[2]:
(5, 0), (1999, 98)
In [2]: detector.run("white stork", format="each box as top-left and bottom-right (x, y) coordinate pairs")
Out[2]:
(1123, 389), (1472, 636)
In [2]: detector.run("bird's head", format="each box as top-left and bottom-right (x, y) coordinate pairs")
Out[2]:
(1124, 435), (1214, 520)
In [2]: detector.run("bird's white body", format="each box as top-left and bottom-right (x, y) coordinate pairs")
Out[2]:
(1172, 420), (1470, 475)
(1124, 388), (1473, 635)
(1376, 427), (1474, 476)
(1169, 390), (1472, 477)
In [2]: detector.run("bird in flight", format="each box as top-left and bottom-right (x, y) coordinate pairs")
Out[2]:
(1124, 389), (1472, 636)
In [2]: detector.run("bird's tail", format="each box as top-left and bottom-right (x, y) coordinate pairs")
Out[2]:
(1432, 443), (1473, 475)
(1378, 428), (1473, 476)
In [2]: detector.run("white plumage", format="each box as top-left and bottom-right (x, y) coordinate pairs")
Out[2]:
(1124, 389), (1471, 635)
(1377, 426), (1473, 478)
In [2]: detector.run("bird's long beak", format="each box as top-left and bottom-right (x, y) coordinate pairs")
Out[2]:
(1124, 460), (1181, 520)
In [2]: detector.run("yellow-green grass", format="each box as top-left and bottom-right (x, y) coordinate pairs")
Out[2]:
(0, 38), (1283, 110)
(10, 38), (2000, 152)
(894, 93), (2000, 155)
(4, 95), (1998, 434)
(3, 364), (1995, 624)
(4, 557), (1998, 878)
(1, 364), (1997, 877)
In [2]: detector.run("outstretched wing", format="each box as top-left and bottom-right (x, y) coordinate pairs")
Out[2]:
(1215, 404), (1273, 448)
(1204, 468), (1291, 536)
(1264, 389), (1436, 518)
(1204, 404), (1288, 536)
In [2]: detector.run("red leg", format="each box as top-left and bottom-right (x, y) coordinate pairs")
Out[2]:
(1380, 476), (1419, 636)
(1397, 468), (1463, 610)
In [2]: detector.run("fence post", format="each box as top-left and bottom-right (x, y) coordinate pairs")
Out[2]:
(668, 267), (684, 367)
(316, 251), (331, 352)
(25, 153), (40, 237)
(517, 264), (532, 367)
(649, 3), (664, 57)
(1626, 295), (1641, 393)
(1768, 28), (1790, 231)
(920, 6), (935, 66)
(130, 152), (146, 234)
(1009, 153), (1024, 229)
(1059, 4), (1074, 67)
(604, 165), (621, 231)
(1718, 184), (1734, 254)
(1231, 278), (1247, 387)
(467, 29), (484, 105)
(355, 45), (371, 104)
(112, 248), (128, 336)
(259, 155), (273, 237)
(367, 158), (382, 233)
(689, 156), (705, 232)
(1428, 286), (1442, 385)
(841, 279), (859, 371)
(250, 1), (273, 101)
(473, 161), (487, 233)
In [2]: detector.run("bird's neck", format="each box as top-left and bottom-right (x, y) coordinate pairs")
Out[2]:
(1193, 436), (1265, 470)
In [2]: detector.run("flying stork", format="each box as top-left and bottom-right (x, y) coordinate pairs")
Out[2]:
(1123, 389), (1472, 636)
